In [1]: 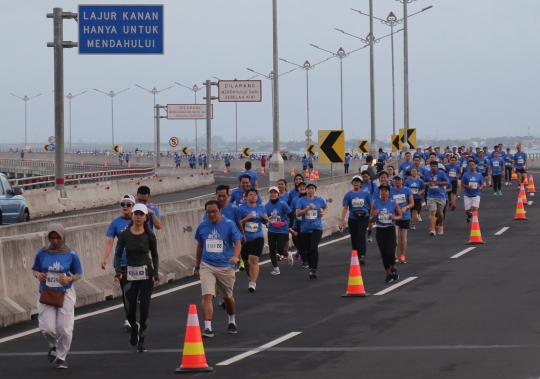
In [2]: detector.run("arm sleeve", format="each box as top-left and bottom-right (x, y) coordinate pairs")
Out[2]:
(149, 234), (159, 279)
(287, 211), (295, 228)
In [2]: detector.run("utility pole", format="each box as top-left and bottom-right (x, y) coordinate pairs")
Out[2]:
(203, 80), (218, 168)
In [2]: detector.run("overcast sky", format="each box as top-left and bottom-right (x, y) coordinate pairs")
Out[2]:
(1, 0), (539, 147)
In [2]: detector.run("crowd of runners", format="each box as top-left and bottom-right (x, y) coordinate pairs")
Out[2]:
(30, 144), (528, 367)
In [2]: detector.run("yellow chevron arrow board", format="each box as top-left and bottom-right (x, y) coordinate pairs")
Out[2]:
(358, 140), (368, 154)
(391, 134), (401, 151)
(113, 145), (122, 153)
(306, 145), (316, 156)
(242, 147), (251, 157)
(318, 130), (345, 164)
(44, 144), (49, 151)
(399, 128), (417, 150)
(181, 147), (189, 155)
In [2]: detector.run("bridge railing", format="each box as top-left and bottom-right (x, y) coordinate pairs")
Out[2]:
(0, 158), (134, 173)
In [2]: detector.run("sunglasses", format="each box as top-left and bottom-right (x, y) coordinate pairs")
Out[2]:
(120, 202), (133, 208)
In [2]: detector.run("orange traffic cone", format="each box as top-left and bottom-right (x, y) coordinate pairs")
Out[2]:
(175, 304), (213, 373)
(309, 170), (315, 181)
(315, 169), (320, 180)
(261, 167), (265, 175)
(511, 169), (517, 181)
(223, 166), (228, 174)
(467, 211), (485, 244)
(528, 174), (535, 195)
(80, 161), (84, 165)
(305, 168), (309, 178)
(290, 168), (295, 177)
(520, 184), (528, 204)
(127, 162), (131, 168)
(523, 175), (529, 186)
(514, 195), (527, 220)
(342, 250), (370, 297)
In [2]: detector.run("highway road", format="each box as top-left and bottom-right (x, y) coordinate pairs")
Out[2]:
(1, 183), (539, 378)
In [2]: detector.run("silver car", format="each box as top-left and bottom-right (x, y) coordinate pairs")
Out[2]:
(0, 173), (30, 224)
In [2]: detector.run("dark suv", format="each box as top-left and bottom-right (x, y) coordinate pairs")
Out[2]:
(0, 173), (30, 224)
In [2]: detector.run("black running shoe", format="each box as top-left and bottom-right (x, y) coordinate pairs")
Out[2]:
(359, 256), (366, 265)
(466, 214), (471, 223)
(130, 322), (140, 346)
(47, 347), (57, 363)
(385, 275), (393, 283)
(391, 269), (399, 281)
(227, 323), (238, 334)
(137, 342), (147, 353)
(202, 328), (214, 338)
(56, 359), (68, 369)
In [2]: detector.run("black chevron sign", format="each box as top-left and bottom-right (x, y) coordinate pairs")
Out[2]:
(392, 134), (400, 151)
(358, 140), (368, 153)
(318, 130), (344, 164)
(307, 145), (316, 156)
(181, 147), (189, 155)
(243, 147), (251, 157)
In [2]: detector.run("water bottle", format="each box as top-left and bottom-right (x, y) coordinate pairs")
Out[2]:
(339, 227), (344, 233)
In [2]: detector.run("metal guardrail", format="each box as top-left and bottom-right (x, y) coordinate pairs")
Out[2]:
(0, 158), (131, 173)
(9, 167), (156, 189)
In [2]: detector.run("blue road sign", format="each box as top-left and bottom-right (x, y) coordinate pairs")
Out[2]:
(78, 4), (164, 55)
(49, 143), (55, 152)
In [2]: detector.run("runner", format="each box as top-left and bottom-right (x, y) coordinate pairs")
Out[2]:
(461, 160), (485, 222)
(386, 166), (395, 187)
(224, 155), (231, 171)
(101, 194), (136, 331)
(475, 151), (489, 189)
(230, 175), (263, 205)
(114, 204), (159, 353)
(504, 148), (514, 185)
(215, 185), (245, 271)
(514, 144), (528, 185)
(404, 167), (425, 230)
(287, 174), (305, 205)
(302, 155), (309, 173)
(136, 186), (162, 232)
(344, 153), (351, 174)
(174, 155), (181, 169)
(290, 181), (308, 267)
(295, 181), (328, 279)
(339, 175), (372, 265)
(424, 161), (449, 236)
(265, 186), (295, 274)
(489, 150), (504, 196)
(446, 155), (461, 210)
(239, 189), (269, 292)
(277, 179), (289, 202)
(361, 170), (379, 242)
(237, 161), (259, 188)
(370, 183), (402, 283)
(391, 174), (414, 263)
(261, 155), (267, 173)
(194, 200), (242, 337)
(32, 224), (83, 369)
(399, 152), (414, 177)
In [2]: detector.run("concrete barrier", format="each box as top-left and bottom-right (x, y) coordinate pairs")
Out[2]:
(0, 178), (354, 328)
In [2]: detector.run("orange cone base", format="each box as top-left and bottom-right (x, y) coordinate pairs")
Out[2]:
(342, 292), (371, 297)
(514, 217), (528, 220)
(176, 366), (213, 373)
(467, 240), (485, 244)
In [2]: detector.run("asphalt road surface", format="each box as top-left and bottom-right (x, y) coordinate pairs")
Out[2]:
(2, 183), (539, 378)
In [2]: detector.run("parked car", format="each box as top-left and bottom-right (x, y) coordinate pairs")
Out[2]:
(0, 173), (30, 224)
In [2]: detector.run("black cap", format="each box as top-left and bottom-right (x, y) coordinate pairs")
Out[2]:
(379, 183), (391, 191)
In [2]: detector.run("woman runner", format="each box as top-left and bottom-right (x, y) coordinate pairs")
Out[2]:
(290, 181), (308, 267)
(265, 186), (295, 274)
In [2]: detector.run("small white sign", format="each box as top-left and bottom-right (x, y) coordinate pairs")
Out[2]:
(218, 80), (262, 102)
(167, 104), (213, 120)
(48, 136), (55, 144)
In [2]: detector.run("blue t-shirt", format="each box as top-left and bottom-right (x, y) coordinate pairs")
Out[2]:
(302, 157), (309, 167)
(290, 195), (305, 228)
(489, 157), (504, 176)
(265, 200), (292, 234)
(345, 155), (351, 164)
(446, 163), (460, 181)
(461, 172), (485, 197)
(278, 192), (289, 203)
(373, 198), (397, 227)
(237, 170), (259, 188)
(361, 181), (379, 199)
(390, 187), (413, 220)
(399, 161), (414, 175)
(296, 196), (328, 233)
(504, 153), (514, 168)
(342, 190), (372, 219)
(221, 203), (242, 224)
(424, 170), (449, 199)
(224, 157), (231, 165)
(459, 159), (469, 172)
(378, 152), (388, 164)
(404, 177), (425, 199)
(195, 218), (243, 268)
(288, 189), (301, 205)
(230, 188), (263, 205)
(413, 152), (425, 160)
(32, 249), (83, 293)
(106, 215), (131, 267)
(239, 204), (267, 241)
(146, 204), (161, 232)
(514, 152), (527, 169)
(476, 157), (489, 174)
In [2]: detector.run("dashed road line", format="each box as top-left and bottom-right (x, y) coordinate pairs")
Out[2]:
(494, 227), (509, 236)
(374, 277), (417, 296)
(450, 247), (476, 259)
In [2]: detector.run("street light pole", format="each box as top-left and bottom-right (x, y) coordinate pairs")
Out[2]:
(65, 91), (87, 151)
(175, 82), (205, 155)
(135, 84), (174, 154)
(368, 0), (377, 159)
(10, 93), (42, 149)
(93, 88), (129, 150)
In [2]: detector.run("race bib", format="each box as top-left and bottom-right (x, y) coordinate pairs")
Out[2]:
(245, 222), (259, 233)
(127, 266), (148, 281)
(492, 161), (499, 167)
(351, 198), (365, 208)
(449, 171), (457, 177)
(378, 213), (392, 224)
(470, 182), (478, 190)
(393, 194), (406, 204)
(46, 272), (64, 288)
(206, 239), (224, 253)
(268, 215), (281, 223)
(411, 188), (419, 194)
(462, 163), (467, 168)
(430, 181), (439, 189)
(305, 210), (317, 220)
(518, 159), (524, 164)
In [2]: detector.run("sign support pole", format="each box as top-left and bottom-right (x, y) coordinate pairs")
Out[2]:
(156, 104), (161, 167)
(47, 8), (77, 191)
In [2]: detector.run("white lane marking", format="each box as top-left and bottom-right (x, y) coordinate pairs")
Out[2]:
(0, 235), (350, 345)
(528, 201), (533, 205)
(216, 332), (302, 366)
(374, 277), (417, 296)
(494, 227), (509, 236)
(450, 247), (476, 259)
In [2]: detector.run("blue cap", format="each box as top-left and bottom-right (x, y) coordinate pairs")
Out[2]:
(393, 173), (404, 180)
(306, 181), (317, 188)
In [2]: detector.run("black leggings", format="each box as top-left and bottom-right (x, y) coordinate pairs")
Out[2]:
(123, 276), (154, 342)
(505, 167), (513, 182)
(302, 229), (323, 270)
(268, 232), (289, 268)
(292, 221), (307, 263)
(493, 174), (502, 192)
(344, 164), (350, 173)
(120, 266), (127, 316)
(376, 226), (397, 270)
(348, 217), (369, 258)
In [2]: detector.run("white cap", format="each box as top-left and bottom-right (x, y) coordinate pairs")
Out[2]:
(268, 186), (279, 193)
(120, 194), (135, 204)
(132, 203), (148, 214)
